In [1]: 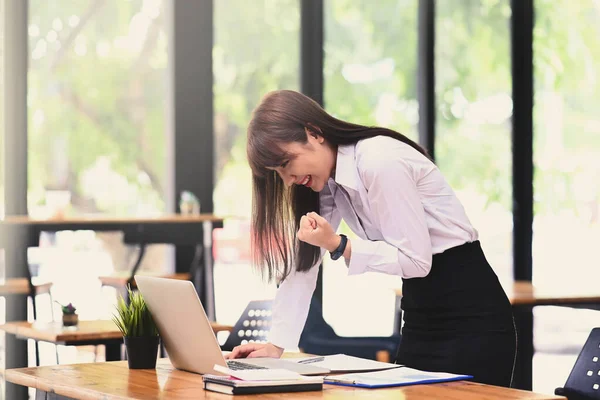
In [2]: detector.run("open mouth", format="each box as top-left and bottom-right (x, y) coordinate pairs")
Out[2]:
(299, 175), (312, 187)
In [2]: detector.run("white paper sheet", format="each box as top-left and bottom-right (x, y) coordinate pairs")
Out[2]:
(291, 354), (401, 373)
(213, 364), (313, 381)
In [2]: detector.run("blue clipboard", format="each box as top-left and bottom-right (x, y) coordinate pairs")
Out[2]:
(324, 368), (473, 389)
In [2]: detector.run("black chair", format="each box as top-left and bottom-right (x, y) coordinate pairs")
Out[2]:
(298, 296), (401, 362)
(221, 300), (273, 351)
(555, 327), (600, 400)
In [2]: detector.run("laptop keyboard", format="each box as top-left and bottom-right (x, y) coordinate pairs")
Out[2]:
(226, 360), (268, 371)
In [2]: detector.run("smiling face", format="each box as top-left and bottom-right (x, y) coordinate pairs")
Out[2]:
(267, 128), (337, 192)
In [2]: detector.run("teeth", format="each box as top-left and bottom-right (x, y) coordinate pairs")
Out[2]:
(300, 176), (310, 185)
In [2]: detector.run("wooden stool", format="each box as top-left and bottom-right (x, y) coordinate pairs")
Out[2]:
(99, 272), (191, 290)
(98, 240), (199, 303)
(0, 277), (55, 322)
(0, 277), (55, 366)
(0, 278), (52, 297)
(99, 272), (192, 304)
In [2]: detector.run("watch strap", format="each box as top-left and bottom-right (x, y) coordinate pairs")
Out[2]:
(330, 234), (348, 261)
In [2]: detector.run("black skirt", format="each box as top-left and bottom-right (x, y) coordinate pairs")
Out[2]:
(396, 240), (516, 387)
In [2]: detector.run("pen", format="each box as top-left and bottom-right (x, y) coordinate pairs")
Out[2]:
(324, 376), (357, 385)
(297, 356), (325, 364)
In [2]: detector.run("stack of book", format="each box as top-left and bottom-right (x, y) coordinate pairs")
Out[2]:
(202, 374), (323, 395)
(203, 365), (323, 395)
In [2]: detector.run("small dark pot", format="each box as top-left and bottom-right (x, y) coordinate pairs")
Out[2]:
(62, 313), (78, 327)
(123, 336), (160, 369)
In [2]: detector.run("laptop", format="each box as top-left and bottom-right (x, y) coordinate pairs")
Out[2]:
(134, 275), (329, 376)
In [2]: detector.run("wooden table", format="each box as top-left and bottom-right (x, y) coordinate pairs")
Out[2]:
(3, 358), (565, 400)
(506, 281), (600, 306)
(0, 320), (234, 362)
(393, 281), (600, 390)
(1, 214), (224, 226)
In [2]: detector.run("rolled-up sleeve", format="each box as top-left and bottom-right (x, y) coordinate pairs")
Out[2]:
(347, 155), (432, 278)
(268, 184), (342, 349)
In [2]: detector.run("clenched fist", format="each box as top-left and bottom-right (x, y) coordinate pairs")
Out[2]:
(297, 212), (341, 252)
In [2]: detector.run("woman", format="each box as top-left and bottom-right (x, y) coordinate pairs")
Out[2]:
(227, 90), (516, 387)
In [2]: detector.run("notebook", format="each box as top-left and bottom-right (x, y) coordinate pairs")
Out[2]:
(203, 365), (323, 395)
(211, 364), (313, 381)
(323, 366), (472, 388)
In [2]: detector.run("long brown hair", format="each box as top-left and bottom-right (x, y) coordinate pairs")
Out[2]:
(247, 90), (429, 283)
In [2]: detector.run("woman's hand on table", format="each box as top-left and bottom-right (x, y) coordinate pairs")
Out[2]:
(225, 342), (284, 359)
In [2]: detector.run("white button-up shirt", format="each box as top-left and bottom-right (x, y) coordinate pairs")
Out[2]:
(267, 135), (478, 349)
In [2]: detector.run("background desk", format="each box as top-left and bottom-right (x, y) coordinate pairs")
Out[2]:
(4, 358), (565, 400)
(0, 214), (225, 317)
(394, 281), (600, 390)
(0, 320), (233, 362)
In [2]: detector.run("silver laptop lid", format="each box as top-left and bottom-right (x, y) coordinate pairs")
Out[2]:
(134, 275), (227, 375)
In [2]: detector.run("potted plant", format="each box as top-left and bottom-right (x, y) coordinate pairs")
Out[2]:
(57, 302), (78, 327)
(112, 286), (160, 369)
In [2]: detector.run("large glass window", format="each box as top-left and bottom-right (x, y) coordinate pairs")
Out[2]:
(212, 0), (300, 326)
(28, 0), (169, 218)
(533, 0), (600, 289)
(435, 0), (513, 284)
(532, 0), (600, 393)
(323, 0), (418, 337)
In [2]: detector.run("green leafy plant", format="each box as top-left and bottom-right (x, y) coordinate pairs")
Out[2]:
(112, 286), (159, 338)
(56, 302), (77, 315)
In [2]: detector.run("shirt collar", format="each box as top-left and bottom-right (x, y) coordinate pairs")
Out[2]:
(333, 143), (359, 190)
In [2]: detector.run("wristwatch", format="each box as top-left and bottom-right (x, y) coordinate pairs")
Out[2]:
(330, 234), (348, 261)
